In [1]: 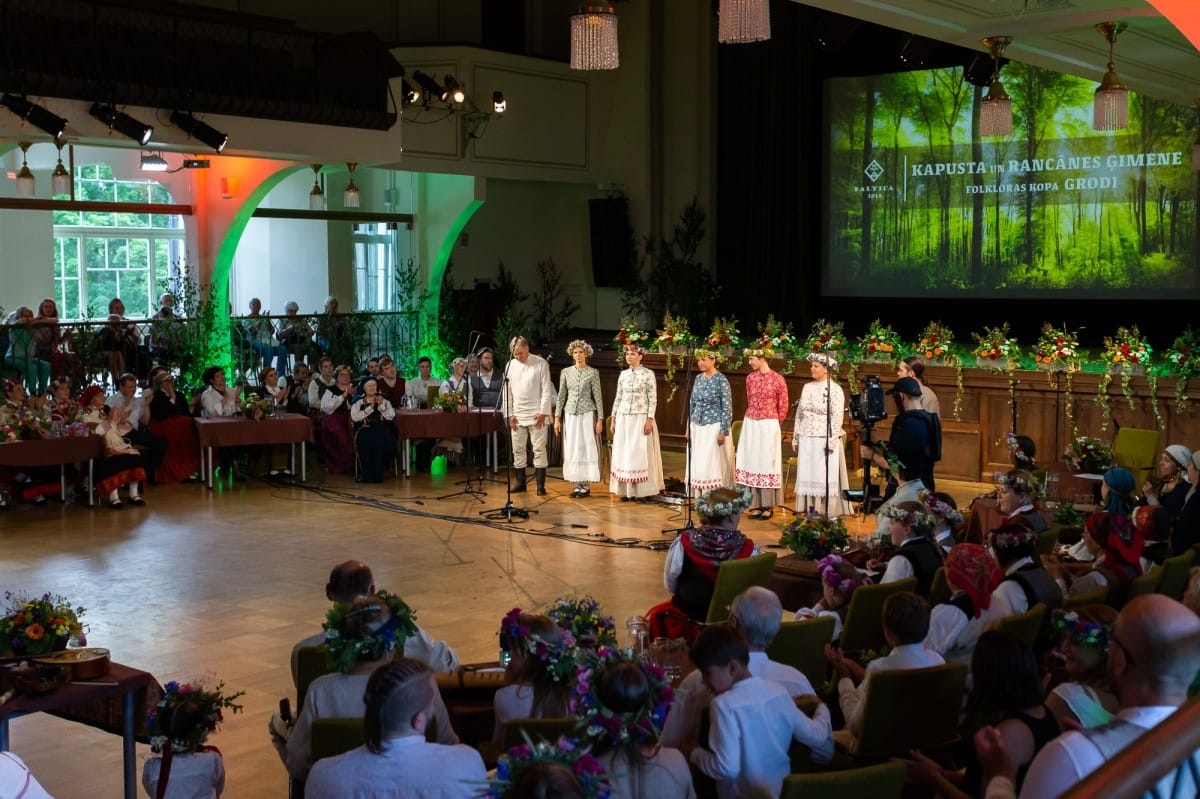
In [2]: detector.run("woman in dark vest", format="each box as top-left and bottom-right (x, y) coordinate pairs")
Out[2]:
(877, 500), (943, 597)
(646, 486), (756, 643)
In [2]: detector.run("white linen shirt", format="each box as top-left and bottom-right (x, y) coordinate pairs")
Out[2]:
(837, 642), (945, 739)
(142, 750), (224, 799)
(304, 737), (488, 799)
(990, 557), (1036, 618)
(499, 355), (553, 423)
(199, 385), (239, 418)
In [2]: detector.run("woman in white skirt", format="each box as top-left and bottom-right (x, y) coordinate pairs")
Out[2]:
(609, 345), (665, 501)
(686, 347), (734, 494)
(736, 347), (789, 520)
(793, 352), (854, 516)
(554, 339), (604, 497)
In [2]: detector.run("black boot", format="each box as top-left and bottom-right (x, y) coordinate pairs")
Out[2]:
(535, 467), (547, 496)
(512, 468), (528, 493)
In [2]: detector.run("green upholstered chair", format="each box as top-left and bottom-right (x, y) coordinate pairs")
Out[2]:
(1064, 586), (1110, 611)
(837, 578), (917, 654)
(766, 616), (837, 689)
(780, 761), (907, 799)
(928, 566), (951, 607)
(1127, 565), (1162, 600)
(705, 551), (778, 624)
(295, 645), (336, 715)
(1113, 427), (1160, 488)
(1158, 549), (1196, 601)
(849, 662), (968, 760)
(993, 603), (1047, 650)
(501, 717), (581, 751)
(1036, 527), (1061, 557)
(731, 419), (743, 448)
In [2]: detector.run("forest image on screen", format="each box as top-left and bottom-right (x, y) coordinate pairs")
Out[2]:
(823, 64), (1199, 299)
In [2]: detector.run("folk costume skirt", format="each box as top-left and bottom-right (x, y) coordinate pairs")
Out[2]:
(794, 435), (854, 516)
(609, 413), (665, 499)
(686, 421), (734, 493)
(561, 412), (601, 483)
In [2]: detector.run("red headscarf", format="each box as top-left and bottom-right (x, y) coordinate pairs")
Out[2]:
(945, 543), (1003, 618)
(79, 384), (106, 409)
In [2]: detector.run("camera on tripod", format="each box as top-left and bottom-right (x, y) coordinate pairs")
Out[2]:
(848, 375), (889, 427)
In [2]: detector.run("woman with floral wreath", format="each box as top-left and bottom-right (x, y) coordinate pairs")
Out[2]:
(143, 679), (244, 799)
(493, 610), (577, 755)
(792, 352), (853, 517)
(0, 377), (56, 506)
(573, 652), (694, 799)
(735, 346), (788, 519)
(351, 377), (397, 483)
(924, 543), (1003, 663)
(684, 347), (734, 496)
(1043, 605), (1120, 728)
(609, 345), (664, 501)
(555, 339), (604, 498)
(645, 486), (757, 642)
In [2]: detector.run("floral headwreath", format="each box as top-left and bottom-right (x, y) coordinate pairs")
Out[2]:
(918, 489), (964, 526)
(488, 737), (611, 799)
(323, 590), (418, 673)
(806, 351), (839, 370)
(567, 339), (595, 357)
(694, 485), (753, 520)
(501, 607), (580, 684)
(988, 525), (1040, 551)
(1050, 609), (1110, 652)
(998, 471), (1037, 496)
(885, 503), (935, 532)
(545, 596), (617, 648)
(692, 347), (722, 362)
(146, 679), (245, 753)
(623, 344), (647, 355)
(1006, 432), (1036, 467)
(817, 554), (859, 595)
(742, 344), (775, 358)
(570, 646), (673, 747)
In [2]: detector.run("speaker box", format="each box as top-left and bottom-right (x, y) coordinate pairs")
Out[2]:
(588, 197), (637, 288)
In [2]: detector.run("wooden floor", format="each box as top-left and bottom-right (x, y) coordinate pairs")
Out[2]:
(1, 452), (988, 797)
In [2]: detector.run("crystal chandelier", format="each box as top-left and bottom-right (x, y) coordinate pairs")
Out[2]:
(718, 0), (771, 44)
(570, 5), (619, 71)
(979, 37), (1012, 138)
(1092, 21), (1129, 132)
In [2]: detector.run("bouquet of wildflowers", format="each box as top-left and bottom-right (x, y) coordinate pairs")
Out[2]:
(1033, 322), (1081, 369)
(857, 319), (902, 362)
(1063, 435), (1114, 474)
(972, 323), (1020, 366)
(705, 317), (743, 350)
(613, 317), (650, 351)
(545, 596), (617, 648)
(779, 512), (850, 559)
(488, 737), (610, 798)
(12, 409), (50, 439)
(652, 312), (695, 352)
(915, 321), (954, 361)
(146, 679), (245, 753)
(805, 319), (846, 354)
(754, 314), (798, 352)
(432, 390), (467, 412)
(0, 591), (86, 656)
(239, 395), (269, 420)
(1102, 325), (1151, 369)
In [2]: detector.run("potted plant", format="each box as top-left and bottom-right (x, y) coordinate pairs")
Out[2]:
(971, 323), (1020, 371)
(0, 591), (87, 656)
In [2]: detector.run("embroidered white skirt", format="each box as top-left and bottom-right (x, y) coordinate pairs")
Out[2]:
(735, 417), (782, 489)
(561, 412), (601, 483)
(794, 435), (854, 516)
(687, 421), (734, 493)
(609, 414), (665, 498)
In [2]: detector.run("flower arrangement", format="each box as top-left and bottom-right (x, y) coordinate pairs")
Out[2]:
(1050, 610), (1109, 652)
(1166, 327), (1200, 413)
(146, 679), (245, 753)
(65, 421), (92, 438)
(323, 590), (418, 673)
(488, 737), (610, 799)
(705, 317), (743, 351)
(694, 486), (753, 520)
(971, 323), (1020, 366)
(0, 423), (15, 443)
(0, 591), (86, 656)
(1063, 435), (1114, 474)
(12, 409), (50, 439)
(545, 596), (617, 648)
(753, 314), (798, 353)
(1033, 323), (1081, 371)
(432, 389), (467, 412)
(501, 607), (581, 685)
(613, 317), (650, 353)
(570, 646), (672, 747)
(805, 318), (846, 354)
(779, 512), (851, 559)
(857, 319), (902, 363)
(914, 321), (954, 362)
(239, 395), (269, 420)
(1099, 325), (1153, 416)
(652, 311), (695, 352)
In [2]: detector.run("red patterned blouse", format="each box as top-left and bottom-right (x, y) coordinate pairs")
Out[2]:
(745, 370), (788, 422)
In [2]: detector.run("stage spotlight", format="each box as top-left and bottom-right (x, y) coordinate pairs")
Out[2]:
(169, 111), (228, 153)
(401, 79), (421, 105)
(90, 103), (153, 145)
(443, 75), (466, 105)
(493, 91), (507, 114)
(140, 152), (169, 172)
(1, 94), (67, 138)
(412, 71), (444, 102)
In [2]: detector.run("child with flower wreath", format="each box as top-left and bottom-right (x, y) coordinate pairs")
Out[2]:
(924, 543), (1003, 663)
(493, 610), (577, 756)
(143, 679), (244, 799)
(573, 652), (695, 799)
(488, 738), (610, 799)
(876, 501), (942, 597)
(921, 490), (964, 557)
(1043, 606), (1119, 729)
(793, 554), (865, 640)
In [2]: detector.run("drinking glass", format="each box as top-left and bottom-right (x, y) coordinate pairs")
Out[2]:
(625, 616), (649, 655)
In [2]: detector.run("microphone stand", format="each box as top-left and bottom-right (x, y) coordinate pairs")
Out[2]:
(663, 354), (699, 534)
(439, 332), (486, 502)
(822, 378), (832, 519)
(482, 354), (532, 521)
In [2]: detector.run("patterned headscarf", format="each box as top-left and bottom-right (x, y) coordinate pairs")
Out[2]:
(945, 544), (1002, 618)
(1085, 511), (1143, 574)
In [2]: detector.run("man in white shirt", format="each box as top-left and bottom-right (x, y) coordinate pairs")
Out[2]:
(500, 336), (554, 495)
(661, 586), (814, 748)
(980, 594), (1200, 799)
(105, 372), (166, 484)
(404, 356), (442, 408)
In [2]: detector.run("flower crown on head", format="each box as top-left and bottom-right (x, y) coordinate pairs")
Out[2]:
(742, 343), (775, 358)
(323, 590), (417, 673)
(694, 486), (753, 520)
(623, 344), (647, 355)
(567, 339), (594, 357)
(918, 489), (964, 526)
(570, 646), (673, 748)
(146, 679), (245, 753)
(885, 503), (935, 532)
(1006, 432), (1036, 467)
(988, 526), (1039, 551)
(488, 737), (611, 799)
(1050, 610), (1110, 652)
(998, 471), (1037, 496)
(693, 347), (722, 362)
(500, 607), (580, 684)
(817, 555), (859, 595)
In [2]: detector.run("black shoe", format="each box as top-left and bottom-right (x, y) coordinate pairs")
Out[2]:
(760, 509), (774, 520)
(109, 499), (123, 509)
(129, 496), (145, 506)
(619, 496), (633, 502)
(33, 495), (47, 506)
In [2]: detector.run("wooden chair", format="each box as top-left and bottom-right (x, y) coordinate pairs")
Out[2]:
(781, 761), (907, 799)
(731, 419), (743, 448)
(1064, 586), (1110, 611)
(501, 717), (581, 751)
(928, 566), (951, 607)
(1127, 565), (1162, 599)
(295, 645), (335, 715)
(837, 578), (917, 654)
(766, 616), (837, 689)
(310, 717), (364, 762)
(849, 662), (968, 760)
(1114, 427), (1160, 488)
(993, 603), (1047, 650)
(1036, 527), (1061, 556)
(1158, 549), (1196, 601)
(705, 551), (778, 624)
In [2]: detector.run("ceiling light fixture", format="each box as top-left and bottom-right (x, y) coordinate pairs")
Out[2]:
(15, 142), (35, 197)
(89, 102), (153, 145)
(1093, 21), (1129, 132)
(343, 162), (360, 208)
(169, 111), (228, 153)
(51, 139), (71, 196)
(309, 164), (325, 211)
(1, 94), (67, 139)
(980, 37), (1013, 138)
(571, 5), (620, 70)
(140, 152), (170, 172)
(717, 0), (770, 44)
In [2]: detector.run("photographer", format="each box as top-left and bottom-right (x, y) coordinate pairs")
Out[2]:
(861, 377), (942, 536)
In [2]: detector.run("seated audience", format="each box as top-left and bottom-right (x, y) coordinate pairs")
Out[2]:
(148, 371), (201, 484)
(244, 298), (288, 375)
(288, 362), (312, 415)
(925, 543), (1004, 663)
(93, 402), (148, 508)
(492, 610), (573, 755)
(793, 553), (866, 639)
(685, 623), (833, 797)
(44, 377), (77, 424)
(404, 356), (441, 409)
(256, 366), (291, 411)
(106, 372), (167, 484)
(989, 522), (1064, 617)
(351, 378), (397, 483)
(376, 356), (406, 410)
(1169, 451), (1200, 556)
(923, 489), (964, 556)
(1045, 512), (1143, 606)
(1043, 606), (1120, 729)
(97, 298), (143, 387)
(995, 470), (1048, 533)
(827, 591), (944, 746)
(304, 658), (487, 799)
(876, 500), (942, 595)
(1, 378), (55, 505)
(646, 486), (756, 642)
(319, 364), (357, 474)
(199, 367), (240, 418)
(277, 301), (319, 367)
(142, 679), (242, 799)
(4, 306), (50, 396)
(307, 357), (335, 411)
(1135, 445), (1191, 548)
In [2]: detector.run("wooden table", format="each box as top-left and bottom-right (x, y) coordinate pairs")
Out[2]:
(0, 435), (105, 505)
(194, 413), (313, 488)
(769, 553), (825, 612)
(395, 409), (505, 477)
(0, 660), (160, 799)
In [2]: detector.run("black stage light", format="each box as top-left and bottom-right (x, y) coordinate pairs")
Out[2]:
(1, 94), (67, 138)
(90, 103), (153, 145)
(443, 75), (466, 105)
(412, 70), (446, 102)
(401, 79), (421, 105)
(169, 111), (228, 153)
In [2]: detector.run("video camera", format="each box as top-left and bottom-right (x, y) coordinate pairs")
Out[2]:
(848, 375), (889, 427)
